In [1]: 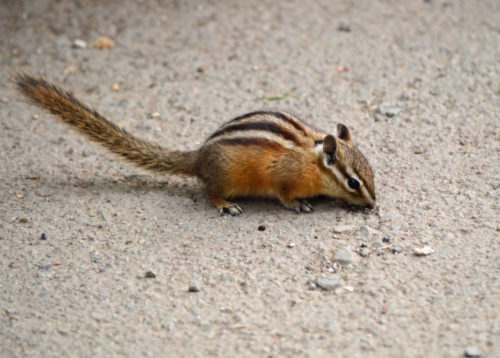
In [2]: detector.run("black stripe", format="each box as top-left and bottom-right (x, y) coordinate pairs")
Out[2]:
(209, 121), (301, 145)
(231, 111), (307, 135)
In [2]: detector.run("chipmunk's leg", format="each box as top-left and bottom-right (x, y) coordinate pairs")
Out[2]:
(207, 194), (243, 216)
(276, 193), (313, 214)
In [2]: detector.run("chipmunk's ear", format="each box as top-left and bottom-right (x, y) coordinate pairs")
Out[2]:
(323, 135), (337, 155)
(323, 135), (341, 165)
(337, 123), (352, 144)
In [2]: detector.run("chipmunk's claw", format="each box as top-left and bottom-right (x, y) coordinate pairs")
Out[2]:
(282, 199), (314, 214)
(220, 204), (243, 216)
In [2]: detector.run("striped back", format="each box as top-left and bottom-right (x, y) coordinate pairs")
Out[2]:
(205, 111), (325, 150)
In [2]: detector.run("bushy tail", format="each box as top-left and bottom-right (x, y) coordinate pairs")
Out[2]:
(13, 72), (197, 176)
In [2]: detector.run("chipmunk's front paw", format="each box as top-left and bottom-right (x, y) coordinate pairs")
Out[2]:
(281, 199), (313, 214)
(219, 203), (243, 216)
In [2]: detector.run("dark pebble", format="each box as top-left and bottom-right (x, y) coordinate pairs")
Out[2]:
(38, 264), (52, 271)
(338, 21), (351, 32)
(188, 284), (200, 292)
(145, 271), (156, 278)
(40, 233), (47, 240)
(19, 218), (28, 224)
(383, 236), (390, 243)
(258, 225), (266, 231)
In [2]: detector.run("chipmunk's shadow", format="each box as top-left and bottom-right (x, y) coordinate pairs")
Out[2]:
(34, 173), (199, 200)
(229, 195), (370, 215)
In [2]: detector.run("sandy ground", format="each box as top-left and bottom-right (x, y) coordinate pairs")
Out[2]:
(1, 0), (499, 357)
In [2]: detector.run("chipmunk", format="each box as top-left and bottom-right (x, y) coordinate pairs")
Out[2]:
(13, 72), (376, 216)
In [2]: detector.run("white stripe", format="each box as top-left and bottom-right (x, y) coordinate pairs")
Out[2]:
(205, 130), (296, 149)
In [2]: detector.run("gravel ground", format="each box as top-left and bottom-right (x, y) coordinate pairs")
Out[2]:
(1, 1), (499, 357)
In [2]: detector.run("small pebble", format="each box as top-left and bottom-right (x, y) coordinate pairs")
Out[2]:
(144, 271), (156, 278)
(73, 39), (87, 48)
(18, 218), (28, 224)
(413, 246), (434, 256)
(316, 274), (342, 291)
(391, 244), (403, 254)
(307, 281), (317, 290)
(40, 233), (47, 240)
(287, 242), (295, 248)
(258, 225), (266, 231)
(359, 247), (371, 257)
(379, 102), (400, 118)
(92, 36), (114, 49)
(382, 236), (390, 243)
(332, 225), (355, 233)
(118, 99), (129, 107)
(334, 247), (354, 265)
(464, 346), (480, 358)
(337, 21), (351, 32)
(188, 283), (200, 292)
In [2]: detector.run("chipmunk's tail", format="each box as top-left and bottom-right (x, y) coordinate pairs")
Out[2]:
(13, 72), (197, 176)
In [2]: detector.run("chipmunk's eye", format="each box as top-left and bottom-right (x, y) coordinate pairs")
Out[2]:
(348, 178), (360, 190)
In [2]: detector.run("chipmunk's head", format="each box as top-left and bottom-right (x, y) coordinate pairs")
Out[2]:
(317, 124), (376, 208)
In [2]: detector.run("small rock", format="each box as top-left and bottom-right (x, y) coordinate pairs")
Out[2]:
(316, 274), (343, 291)
(287, 242), (295, 248)
(382, 236), (390, 243)
(37, 264), (52, 271)
(464, 346), (480, 358)
(258, 225), (266, 231)
(40, 233), (47, 240)
(90, 254), (100, 264)
(307, 281), (317, 290)
(332, 225), (355, 233)
(359, 247), (371, 257)
(391, 244), (403, 254)
(73, 39), (87, 48)
(118, 99), (129, 107)
(188, 283), (200, 292)
(337, 21), (351, 32)
(111, 82), (120, 91)
(18, 218), (28, 224)
(145, 271), (156, 278)
(92, 36), (114, 49)
(379, 102), (400, 118)
(413, 146), (426, 154)
(413, 246), (434, 256)
(334, 247), (354, 265)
